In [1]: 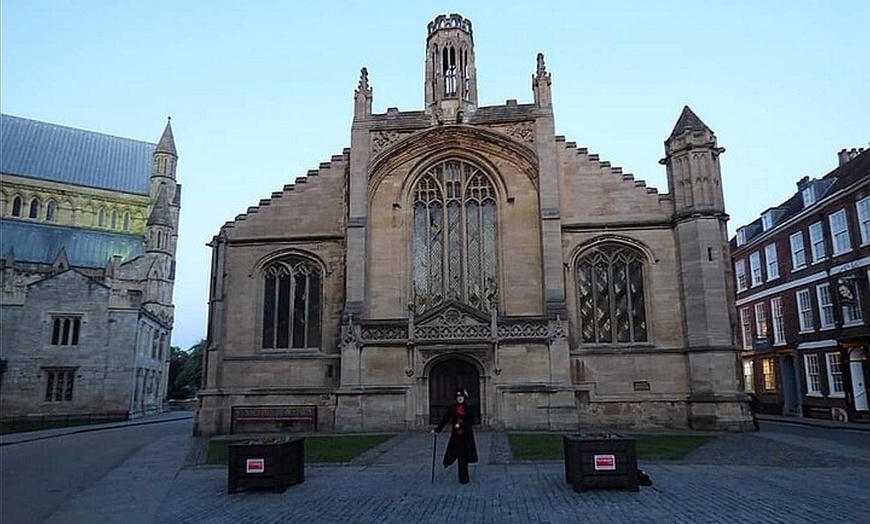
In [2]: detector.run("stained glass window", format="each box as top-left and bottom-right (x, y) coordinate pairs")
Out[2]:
(262, 257), (321, 349)
(412, 159), (498, 313)
(577, 245), (647, 343)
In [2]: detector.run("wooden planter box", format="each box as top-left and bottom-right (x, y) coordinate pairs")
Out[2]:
(227, 437), (305, 494)
(563, 433), (639, 492)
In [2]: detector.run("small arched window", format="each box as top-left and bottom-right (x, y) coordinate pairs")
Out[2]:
(29, 198), (40, 219)
(98, 208), (106, 227)
(46, 200), (57, 222)
(11, 196), (23, 217)
(123, 212), (131, 231)
(111, 210), (117, 229)
(261, 256), (322, 349)
(576, 244), (648, 343)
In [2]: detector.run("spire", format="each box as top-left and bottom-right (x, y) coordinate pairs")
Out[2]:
(670, 106), (709, 138)
(147, 188), (173, 227)
(155, 117), (177, 157)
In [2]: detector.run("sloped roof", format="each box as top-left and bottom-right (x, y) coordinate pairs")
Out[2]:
(0, 114), (154, 195)
(0, 219), (144, 268)
(670, 106), (710, 137)
(731, 148), (870, 248)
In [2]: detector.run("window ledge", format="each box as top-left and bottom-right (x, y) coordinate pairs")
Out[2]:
(805, 392), (823, 397)
(828, 393), (846, 398)
(791, 266), (807, 273)
(819, 326), (836, 331)
(832, 249), (853, 258)
(798, 329), (816, 335)
(843, 321), (865, 328)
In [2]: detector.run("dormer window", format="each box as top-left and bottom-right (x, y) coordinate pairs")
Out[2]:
(761, 212), (774, 231)
(736, 228), (747, 247)
(802, 185), (816, 207)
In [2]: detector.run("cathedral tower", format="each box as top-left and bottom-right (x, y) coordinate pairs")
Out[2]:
(424, 13), (478, 123)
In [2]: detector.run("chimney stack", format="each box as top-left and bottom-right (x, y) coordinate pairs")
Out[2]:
(838, 147), (866, 166)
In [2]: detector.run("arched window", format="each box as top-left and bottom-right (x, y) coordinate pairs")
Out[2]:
(576, 244), (648, 343)
(412, 159), (498, 313)
(11, 196), (23, 217)
(442, 45), (457, 96)
(98, 208), (106, 227)
(261, 256), (321, 349)
(123, 212), (131, 231)
(111, 210), (117, 229)
(29, 198), (40, 219)
(46, 200), (57, 222)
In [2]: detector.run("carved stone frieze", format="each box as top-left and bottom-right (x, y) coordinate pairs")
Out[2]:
(497, 321), (549, 340)
(371, 130), (410, 154)
(359, 324), (407, 342)
(491, 122), (534, 144)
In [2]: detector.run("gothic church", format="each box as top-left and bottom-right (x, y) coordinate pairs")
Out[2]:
(197, 14), (754, 435)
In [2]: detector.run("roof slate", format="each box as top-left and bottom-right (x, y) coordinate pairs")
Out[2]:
(732, 148), (870, 248)
(0, 219), (144, 268)
(0, 114), (154, 195)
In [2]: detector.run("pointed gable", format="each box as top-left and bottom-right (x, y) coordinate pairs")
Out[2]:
(415, 301), (492, 341)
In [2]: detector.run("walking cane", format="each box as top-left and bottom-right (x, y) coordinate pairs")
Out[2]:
(431, 432), (437, 483)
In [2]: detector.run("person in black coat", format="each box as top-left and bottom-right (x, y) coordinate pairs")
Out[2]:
(432, 388), (479, 484)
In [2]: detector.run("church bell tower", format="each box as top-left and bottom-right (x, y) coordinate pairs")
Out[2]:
(424, 13), (478, 124)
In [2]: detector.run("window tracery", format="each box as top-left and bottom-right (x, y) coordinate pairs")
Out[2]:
(412, 159), (498, 314)
(261, 256), (322, 349)
(576, 244), (648, 343)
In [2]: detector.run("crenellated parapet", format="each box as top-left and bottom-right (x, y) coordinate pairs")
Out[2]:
(427, 13), (472, 35)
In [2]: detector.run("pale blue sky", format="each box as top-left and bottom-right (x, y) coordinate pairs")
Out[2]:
(3, 1), (868, 350)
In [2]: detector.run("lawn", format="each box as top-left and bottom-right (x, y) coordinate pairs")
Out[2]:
(206, 434), (394, 465)
(508, 433), (713, 461)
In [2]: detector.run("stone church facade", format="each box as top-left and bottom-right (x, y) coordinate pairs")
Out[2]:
(197, 14), (754, 435)
(0, 115), (180, 420)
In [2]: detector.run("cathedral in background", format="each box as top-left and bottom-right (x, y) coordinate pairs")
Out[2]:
(197, 14), (754, 435)
(0, 115), (181, 420)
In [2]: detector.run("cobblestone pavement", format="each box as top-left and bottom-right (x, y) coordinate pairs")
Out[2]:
(18, 417), (870, 524)
(154, 429), (869, 524)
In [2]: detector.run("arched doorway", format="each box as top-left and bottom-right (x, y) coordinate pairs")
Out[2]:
(429, 358), (480, 424)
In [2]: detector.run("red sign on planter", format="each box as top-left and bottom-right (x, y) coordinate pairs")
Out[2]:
(593, 454), (616, 471)
(246, 458), (265, 474)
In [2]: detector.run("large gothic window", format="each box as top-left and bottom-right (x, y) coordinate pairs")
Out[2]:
(576, 245), (648, 343)
(261, 257), (321, 349)
(412, 159), (498, 313)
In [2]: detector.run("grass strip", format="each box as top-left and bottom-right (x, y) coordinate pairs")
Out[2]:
(206, 434), (394, 465)
(508, 433), (713, 461)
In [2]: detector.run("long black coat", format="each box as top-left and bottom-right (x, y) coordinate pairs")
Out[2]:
(435, 403), (478, 466)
